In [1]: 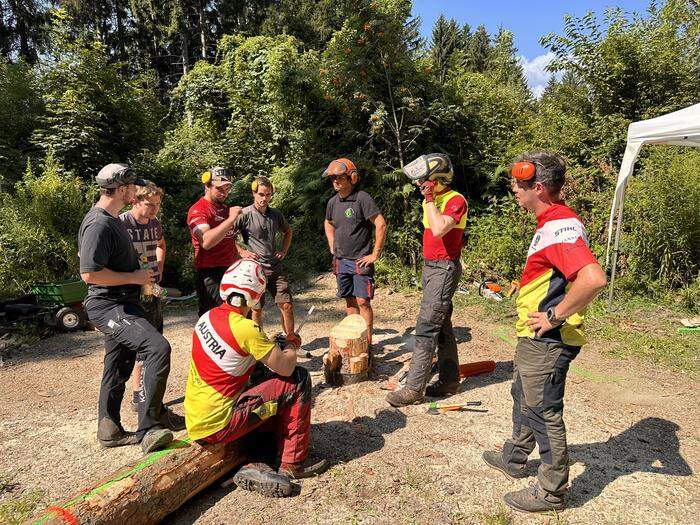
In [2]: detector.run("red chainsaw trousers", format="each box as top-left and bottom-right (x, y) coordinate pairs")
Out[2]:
(201, 366), (311, 466)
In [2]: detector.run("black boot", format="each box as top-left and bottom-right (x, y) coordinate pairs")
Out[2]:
(425, 379), (460, 397)
(233, 463), (293, 497)
(482, 450), (528, 480)
(97, 417), (140, 448)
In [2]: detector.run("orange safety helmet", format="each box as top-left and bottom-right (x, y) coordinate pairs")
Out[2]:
(322, 158), (358, 185)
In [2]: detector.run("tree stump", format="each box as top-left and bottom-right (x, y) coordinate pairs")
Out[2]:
(323, 314), (369, 385)
(30, 439), (244, 525)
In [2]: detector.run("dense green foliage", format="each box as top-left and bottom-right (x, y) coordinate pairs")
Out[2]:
(0, 0), (697, 311)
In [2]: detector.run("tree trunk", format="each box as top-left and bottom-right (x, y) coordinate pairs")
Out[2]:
(198, 0), (207, 59)
(31, 439), (244, 525)
(324, 314), (369, 385)
(181, 32), (190, 75)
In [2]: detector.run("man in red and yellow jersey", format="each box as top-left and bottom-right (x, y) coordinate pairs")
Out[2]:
(184, 259), (327, 497)
(482, 151), (606, 514)
(387, 153), (468, 407)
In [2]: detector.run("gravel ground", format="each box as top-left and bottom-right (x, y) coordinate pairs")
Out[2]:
(0, 273), (697, 524)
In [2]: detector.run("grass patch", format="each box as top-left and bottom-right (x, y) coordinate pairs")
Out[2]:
(0, 490), (45, 525)
(474, 505), (513, 525)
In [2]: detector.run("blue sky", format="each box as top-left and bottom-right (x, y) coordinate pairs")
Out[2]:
(412, 0), (649, 96)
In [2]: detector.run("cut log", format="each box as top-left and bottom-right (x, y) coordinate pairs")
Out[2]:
(324, 314), (369, 385)
(30, 439), (245, 525)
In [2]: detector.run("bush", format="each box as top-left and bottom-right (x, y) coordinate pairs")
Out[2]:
(0, 153), (91, 299)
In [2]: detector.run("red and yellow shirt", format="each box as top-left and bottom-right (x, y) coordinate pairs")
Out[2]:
(516, 203), (598, 347)
(185, 304), (274, 440)
(422, 189), (468, 260)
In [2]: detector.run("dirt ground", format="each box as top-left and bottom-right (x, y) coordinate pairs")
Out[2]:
(1, 273), (698, 524)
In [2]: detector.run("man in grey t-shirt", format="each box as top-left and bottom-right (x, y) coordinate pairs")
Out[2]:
(236, 176), (295, 336)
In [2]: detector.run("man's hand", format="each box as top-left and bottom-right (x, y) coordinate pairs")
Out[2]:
(526, 311), (563, 337)
(285, 333), (302, 349)
(239, 248), (259, 260)
(420, 180), (435, 203)
(357, 253), (378, 267)
(132, 268), (154, 285)
(227, 206), (243, 223)
(274, 250), (287, 260)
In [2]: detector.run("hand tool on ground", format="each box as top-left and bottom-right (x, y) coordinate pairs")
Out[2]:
(426, 401), (487, 415)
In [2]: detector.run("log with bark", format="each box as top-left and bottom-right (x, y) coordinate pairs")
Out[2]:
(30, 438), (245, 525)
(323, 314), (370, 385)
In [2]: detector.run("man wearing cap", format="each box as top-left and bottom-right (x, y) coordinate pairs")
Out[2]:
(236, 176), (295, 336)
(323, 158), (387, 349)
(79, 163), (185, 455)
(187, 167), (243, 316)
(386, 153), (468, 408)
(482, 151), (606, 513)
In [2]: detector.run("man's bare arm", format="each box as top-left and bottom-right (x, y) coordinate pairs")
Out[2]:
(324, 219), (335, 255)
(81, 268), (151, 287)
(260, 344), (297, 377)
(425, 203), (457, 238)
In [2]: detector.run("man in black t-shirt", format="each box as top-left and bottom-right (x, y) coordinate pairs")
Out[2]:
(323, 158), (387, 347)
(78, 163), (184, 454)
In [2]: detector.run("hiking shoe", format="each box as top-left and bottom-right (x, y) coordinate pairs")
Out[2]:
(425, 379), (460, 397)
(159, 406), (186, 431)
(97, 417), (140, 448)
(503, 483), (565, 513)
(233, 462), (293, 497)
(141, 427), (173, 454)
(386, 387), (424, 407)
(482, 450), (528, 480)
(279, 458), (329, 479)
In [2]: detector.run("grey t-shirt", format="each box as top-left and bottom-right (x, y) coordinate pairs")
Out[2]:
(78, 206), (140, 302)
(119, 212), (164, 283)
(325, 189), (381, 260)
(236, 205), (290, 269)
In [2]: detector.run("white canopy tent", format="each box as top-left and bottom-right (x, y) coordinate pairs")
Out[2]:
(605, 103), (700, 305)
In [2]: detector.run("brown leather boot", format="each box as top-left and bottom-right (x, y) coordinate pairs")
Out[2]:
(385, 387), (424, 407)
(482, 450), (528, 480)
(97, 417), (140, 448)
(503, 483), (565, 513)
(279, 458), (329, 479)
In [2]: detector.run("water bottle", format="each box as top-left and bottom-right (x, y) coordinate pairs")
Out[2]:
(139, 255), (153, 296)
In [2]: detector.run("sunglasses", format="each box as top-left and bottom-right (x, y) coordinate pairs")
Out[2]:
(329, 174), (349, 182)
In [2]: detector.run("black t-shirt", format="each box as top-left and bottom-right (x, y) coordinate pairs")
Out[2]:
(78, 206), (141, 302)
(325, 189), (381, 259)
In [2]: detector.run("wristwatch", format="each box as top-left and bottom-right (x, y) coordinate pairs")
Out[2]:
(546, 306), (564, 326)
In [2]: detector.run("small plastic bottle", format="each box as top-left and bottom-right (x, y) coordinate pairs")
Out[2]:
(139, 255), (153, 296)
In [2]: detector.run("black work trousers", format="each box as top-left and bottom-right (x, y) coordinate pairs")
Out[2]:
(502, 338), (580, 496)
(405, 259), (461, 392)
(195, 266), (226, 316)
(85, 297), (171, 438)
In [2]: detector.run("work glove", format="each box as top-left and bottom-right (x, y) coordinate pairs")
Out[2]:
(419, 180), (435, 203)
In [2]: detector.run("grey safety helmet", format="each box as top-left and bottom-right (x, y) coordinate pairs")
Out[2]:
(96, 163), (148, 189)
(402, 153), (453, 184)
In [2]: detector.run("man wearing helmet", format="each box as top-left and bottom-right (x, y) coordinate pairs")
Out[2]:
(482, 151), (605, 513)
(323, 158), (387, 349)
(187, 167), (243, 316)
(184, 259), (328, 497)
(386, 153), (468, 407)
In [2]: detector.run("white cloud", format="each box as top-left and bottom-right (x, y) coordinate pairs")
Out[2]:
(518, 52), (560, 98)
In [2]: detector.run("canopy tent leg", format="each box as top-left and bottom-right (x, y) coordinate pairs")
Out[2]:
(607, 183), (626, 308)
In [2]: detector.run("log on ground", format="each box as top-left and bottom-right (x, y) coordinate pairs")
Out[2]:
(30, 438), (244, 525)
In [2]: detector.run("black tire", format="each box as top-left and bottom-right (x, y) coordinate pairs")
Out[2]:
(55, 307), (85, 332)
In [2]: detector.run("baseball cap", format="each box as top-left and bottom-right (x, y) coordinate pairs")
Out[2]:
(96, 163), (148, 188)
(210, 166), (233, 187)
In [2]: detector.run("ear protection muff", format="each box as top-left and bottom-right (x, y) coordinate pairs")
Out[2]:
(511, 161), (537, 181)
(251, 179), (274, 194)
(201, 171), (212, 185)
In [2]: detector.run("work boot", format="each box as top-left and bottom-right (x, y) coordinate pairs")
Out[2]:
(385, 387), (424, 407)
(97, 417), (140, 448)
(503, 483), (565, 513)
(482, 450), (528, 480)
(233, 462), (293, 498)
(141, 427), (173, 454)
(425, 379), (460, 397)
(159, 405), (186, 431)
(279, 458), (329, 479)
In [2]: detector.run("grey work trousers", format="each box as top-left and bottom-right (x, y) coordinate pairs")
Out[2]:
(502, 338), (580, 496)
(405, 259), (461, 392)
